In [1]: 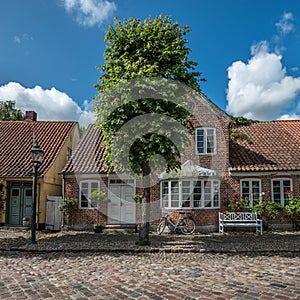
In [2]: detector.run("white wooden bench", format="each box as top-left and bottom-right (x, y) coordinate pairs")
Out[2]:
(219, 212), (263, 235)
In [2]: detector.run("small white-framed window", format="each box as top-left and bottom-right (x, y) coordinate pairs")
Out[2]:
(67, 147), (72, 161)
(195, 128), (216, 154)
(79, 180), (99, 208)
(271, 178), (292, 207)
(240, 179), (261, 207)
(161, 179), (220, 209)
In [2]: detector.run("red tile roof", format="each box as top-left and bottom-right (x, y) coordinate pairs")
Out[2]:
(0, 120), (77, 177)
(62, 124), (107, 174)
(230, 120), (300, 172)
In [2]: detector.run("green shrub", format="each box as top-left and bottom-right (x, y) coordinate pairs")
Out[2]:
(285, 196), (300, 229)
(59, 198), (79, 226)
(252, 201), (282, 220)
(133, 194), (143, 204)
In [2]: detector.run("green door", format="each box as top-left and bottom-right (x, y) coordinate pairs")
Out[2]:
(8, 183), (33, 225)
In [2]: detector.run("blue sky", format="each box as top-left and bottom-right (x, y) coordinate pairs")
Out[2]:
(0, 0), (300, 125)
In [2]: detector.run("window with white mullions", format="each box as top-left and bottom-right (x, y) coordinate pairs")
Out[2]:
(161, 179), (220, 209)
(193, 181), (201, 208)
(271, 178), (292, 207)
(196, 128), (216, 154)
(240, 179), (261, 207)
(80, 181), (100, 209)
(170, 181), (179, 208)
(182, 181), (191, 208)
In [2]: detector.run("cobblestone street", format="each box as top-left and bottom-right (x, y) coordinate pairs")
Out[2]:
(0, 229), (299, 299)
(0, 251), (299, 299)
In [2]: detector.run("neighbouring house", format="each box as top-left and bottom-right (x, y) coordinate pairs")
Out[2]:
(61, 94), (297, 232)
(229, 120), (300, 229)
(0, 111), (80, 228)
(61, 124), (139, 228)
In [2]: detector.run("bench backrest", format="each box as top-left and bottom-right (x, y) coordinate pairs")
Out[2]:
(219, 212), (258, 222)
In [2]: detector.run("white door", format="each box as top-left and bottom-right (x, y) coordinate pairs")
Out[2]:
(108, 182), (136, 224)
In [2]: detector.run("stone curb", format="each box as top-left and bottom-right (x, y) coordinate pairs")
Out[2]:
(1, 247), (300, 255)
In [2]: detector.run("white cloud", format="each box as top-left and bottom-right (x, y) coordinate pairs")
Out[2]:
(276, 12), (295, 35)
(79, 100), (96, 127)
(278, 113), (300, 120)
(226, 11), (300, 121)
(63, 0), (116, 27)
(14, 36), (21, 44)
(226, 41), (300, 120)
(0, 82), (93, 127)
(13, 33), (34, 44)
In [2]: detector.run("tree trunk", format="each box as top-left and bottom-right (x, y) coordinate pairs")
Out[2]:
(138, 161), (151, 245)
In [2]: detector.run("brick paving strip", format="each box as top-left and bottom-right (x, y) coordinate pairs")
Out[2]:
(0, 229), (299, 299)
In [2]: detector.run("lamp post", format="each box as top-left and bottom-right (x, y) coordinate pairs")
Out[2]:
(31, 143), (44, 244)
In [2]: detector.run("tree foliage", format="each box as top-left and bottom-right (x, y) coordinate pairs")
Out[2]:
(0, 101), (25, 121)
(95, 16), (202, 173)
(95, 15), (204, 93)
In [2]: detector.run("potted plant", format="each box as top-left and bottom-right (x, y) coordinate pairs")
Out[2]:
(89, 189), (110, 233)
(22, 217), (30, 226)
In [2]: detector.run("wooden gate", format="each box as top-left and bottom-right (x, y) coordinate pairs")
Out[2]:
(45, 196), (62, 231)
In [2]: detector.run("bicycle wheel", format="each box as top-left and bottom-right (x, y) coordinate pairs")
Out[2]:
(157, 220), (166, 235)
(180, 218), (196, 234)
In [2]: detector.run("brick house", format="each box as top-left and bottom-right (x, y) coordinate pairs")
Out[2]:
(229, 120), (300, 229)
(61, 95), (297, 231)
(61, 93), (232, 232)
(0, 111), (80, 228)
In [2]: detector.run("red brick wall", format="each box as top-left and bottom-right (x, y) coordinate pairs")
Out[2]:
(64, 177), (79, 199)
(64, 176), (108, 226)
(148, 98), (231, 229)
(160, 209), (219, 227)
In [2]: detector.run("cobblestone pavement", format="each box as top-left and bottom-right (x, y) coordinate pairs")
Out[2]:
(0, 251), (299, 300)
(0, 229), (300, 299)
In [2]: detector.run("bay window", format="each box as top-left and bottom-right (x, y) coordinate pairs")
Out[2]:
(161, 179), (220, 209)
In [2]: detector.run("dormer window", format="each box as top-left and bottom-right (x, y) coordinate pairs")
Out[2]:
(195, 128), (216, 154)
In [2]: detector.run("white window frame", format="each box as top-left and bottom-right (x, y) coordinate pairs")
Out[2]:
(161, 179), (220, 209)
(79, 180), (100, 209)
(271, 178), (292, 207)
(195, 128), (216, 155)
(240, 179), (261, 207)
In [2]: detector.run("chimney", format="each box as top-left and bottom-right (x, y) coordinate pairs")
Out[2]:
(25, 111), (37, 122)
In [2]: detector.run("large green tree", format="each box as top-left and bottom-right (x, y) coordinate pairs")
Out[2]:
(95, 16), (203, 244)
(0, 101), (24, 121)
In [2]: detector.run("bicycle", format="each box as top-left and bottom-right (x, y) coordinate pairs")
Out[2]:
(157, 211), (196, 235)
